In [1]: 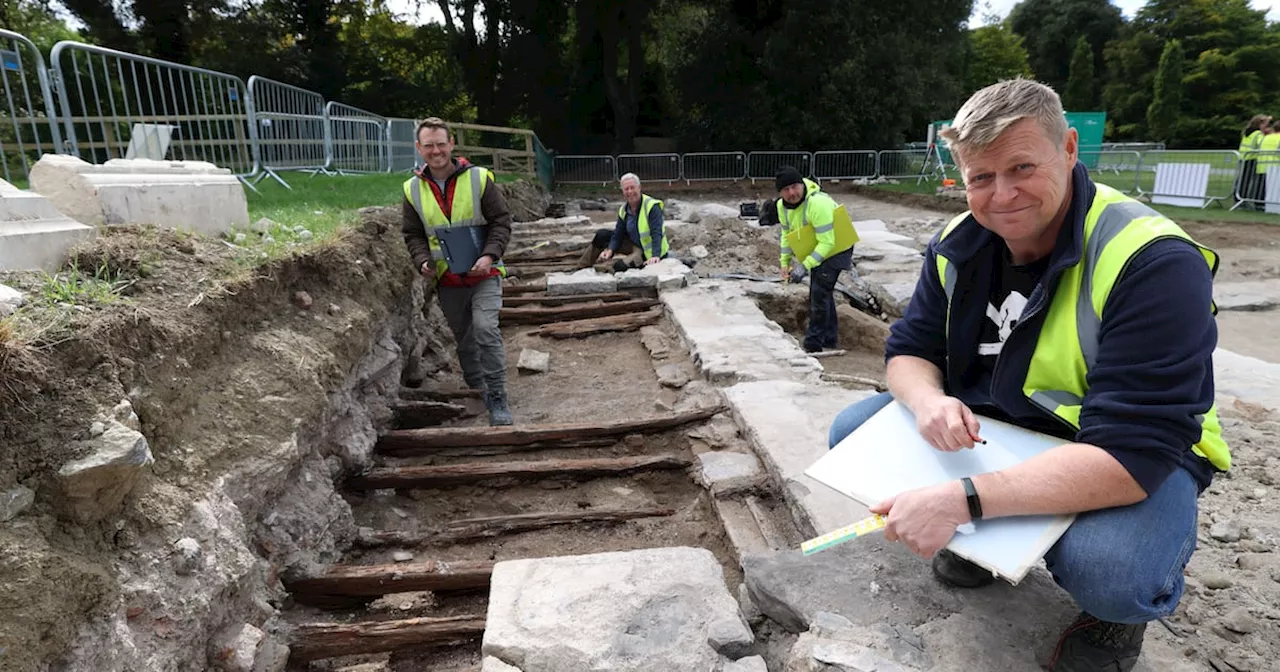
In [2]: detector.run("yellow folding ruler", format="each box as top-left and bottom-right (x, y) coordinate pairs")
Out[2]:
(800, 514), (887, 555)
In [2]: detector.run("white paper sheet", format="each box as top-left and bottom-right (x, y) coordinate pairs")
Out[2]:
(803, 400), (1076, 584)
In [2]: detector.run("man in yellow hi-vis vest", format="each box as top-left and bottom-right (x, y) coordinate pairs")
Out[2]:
(775, 166), (854, 352)
(827, 80), (1229, 672)
(401, 117), (515, 425)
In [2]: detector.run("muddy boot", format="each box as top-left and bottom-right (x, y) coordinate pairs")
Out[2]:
(931, 549), (995, 588)
(1048, 613), (1146, 672)
(485, 388), (513, 426)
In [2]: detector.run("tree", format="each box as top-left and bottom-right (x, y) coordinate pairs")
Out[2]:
(965, 22), (1034, 94)
(1146, 39), (1184, 143)
(1062, 36), (1095, 110)
(1008, 0), (1122, 93)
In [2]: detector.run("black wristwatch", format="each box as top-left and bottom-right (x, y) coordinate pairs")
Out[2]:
(961, 477), (983, 521)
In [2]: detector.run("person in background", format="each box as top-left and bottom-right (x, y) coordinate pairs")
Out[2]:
(775, 165), (854, 353)
(401, 117), (514, 426)
(579, 173), (670, 271)
(1236, 114), (1271, 209)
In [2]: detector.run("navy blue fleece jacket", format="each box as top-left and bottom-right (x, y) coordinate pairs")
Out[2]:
(886, 162), (1221, 494)
(611, 198), (665, 258)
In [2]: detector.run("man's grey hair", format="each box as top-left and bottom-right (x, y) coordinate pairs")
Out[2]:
(619, 172), (641, 188)
(938, 78), (1068, 161)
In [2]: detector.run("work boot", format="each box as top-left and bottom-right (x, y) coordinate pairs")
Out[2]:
(1048, 612), (1146, 672)
(485, 388), (513, 426)
(931, 549), (996, 588)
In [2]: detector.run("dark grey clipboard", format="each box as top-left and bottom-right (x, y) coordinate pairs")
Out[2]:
(433, 225), (487, 274)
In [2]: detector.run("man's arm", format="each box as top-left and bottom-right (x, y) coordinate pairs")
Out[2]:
(401, 196), (433, 272)
(971, 240), (1217, 516)
(648, 203), (665, 258)
(803, 197), (837, 270)
(478, 175), (513, 261)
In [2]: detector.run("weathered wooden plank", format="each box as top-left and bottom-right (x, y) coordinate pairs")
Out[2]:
(289, 615), (485, 662)
(378, 404), (725, 454)
(347, 454), (692, 489)
(285, 559), (494, 602)
(501, 280), (547, 294)
(355, 507), (677, 547)
(501, 298), (659, 324)
(532, 309), (662, 338)
(399, 387), (483, 402)
(501, 292), (634, 307)
(391, 400), (468, 428)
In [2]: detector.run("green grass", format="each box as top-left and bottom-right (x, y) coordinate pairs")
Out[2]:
(868, 174), (1280, 225)
(36, 260), (131, 307)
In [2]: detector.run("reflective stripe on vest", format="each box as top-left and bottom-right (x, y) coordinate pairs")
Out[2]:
(933, 184), (1230, 471)
(777, 179), (837, 268)
(403, 166), (506, 278)
(617, 195), (669, 260)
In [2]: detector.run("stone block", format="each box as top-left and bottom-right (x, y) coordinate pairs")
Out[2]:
(517, 348), (550, 374)
(56, 418), (154, 523)
(725, 656), (769, 672)
(696, 451), (765, 496)
(545, 268), (617, 296)
(867, 282), (915, 318)
(483, 546), (749, 672)
(1, 485), (35, 522)
(0, 283), (25, 316)
(655, 363), (690, 388)
(0, 178), (97, 271)
(29, 154), (249, 237)
(1215, 281), (1280, 312)
(616, 258), (695, 292)
(482, 657), (523, 672)
(211, 623), (264, 672)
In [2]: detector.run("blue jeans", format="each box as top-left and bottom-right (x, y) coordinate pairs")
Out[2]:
(827, 392), (1201, 624)
(804, 261), (841, 352)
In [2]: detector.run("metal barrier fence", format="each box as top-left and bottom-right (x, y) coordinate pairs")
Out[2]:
(617, 153), (680, 183)
(813, 150), (877, 180)
(1078, 149), (1141, 194)
(50, 41), (256, 176)
(877, 150), (938, 180)
(1233, 150), (1280, 211)
(681, 152), (745, 182)
(387, 118), (421, 172)
(1, 29), (61, 185)
(553, 155), (616, 184)
(748, 151), (812, 182)
(247, 76), (328, 187)
(324, 102), (387, 174)
(1136, 150), (1241, 208)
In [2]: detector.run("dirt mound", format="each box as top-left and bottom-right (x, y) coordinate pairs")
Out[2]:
(0, 212), (429, 671)
(500, 180), (553, 222)
(668, 216), (781, 277)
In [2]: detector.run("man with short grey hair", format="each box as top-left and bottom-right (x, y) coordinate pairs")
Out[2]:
(579, 172), (670, 272)
(826, 78), (1230, 671)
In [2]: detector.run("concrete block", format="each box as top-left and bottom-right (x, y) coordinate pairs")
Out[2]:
(696, 451), (765, 496)
(29, 154), (249, 236)
(545, 268), (617, 296)
(0, 178), (97, 271)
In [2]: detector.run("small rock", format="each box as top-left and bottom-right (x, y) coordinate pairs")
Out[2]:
(393, 551), (414, 563)
(172, 537), (203, 576)
(1211, 520), (1243, 543)
(1222, 606), (1258, 634)
(297, 229), (314, 240)
(1250, 487), (1267, 500)
(233, 232), (247, 244)
(326, 304), (342, 316)
(252, 637), (289, 672)
(690, 245), (710, 259)
(654, 399), (674, 412)
(261, 234), (275, 244)
(293, 291), (313, 310)
(517, 348), (550, 374)
(88, 421), (106, 438)
(0, 283), (26, 317)
(624, 434), (645, 448)
(391, 507), (409, 519)
(696, 451), (765, 496)
(251, 217), (276, 233)
(111, 399), (141, 431)
(213, 623), (264, 672)
(1, 485), (35, 522)
(706, 616), (754, 659)
(57, 420), (153, 524)
(723, 655), (768, 672)
(1200, 570), (1234, 590)
(738, 582), (764, 624)
(656, 364), (691, 389)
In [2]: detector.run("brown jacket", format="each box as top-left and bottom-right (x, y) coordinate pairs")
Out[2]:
(401, 159), (513, 273)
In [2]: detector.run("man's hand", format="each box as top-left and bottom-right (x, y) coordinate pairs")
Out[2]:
(644, 256), (661, 266)
(780, 266), (790, 282)
(420, 261), (434, 277)
(469, 254), (494, 276)
(870, 480), (970, 558)
(914, 394), (982, 452)
(788, 266), (807, 284)
(598, 249), (615, 262)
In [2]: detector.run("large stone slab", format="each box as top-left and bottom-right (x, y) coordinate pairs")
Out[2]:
(1214, 347), (1280, 411)
(29, 154), (248, 236)
(482, 547), (752, 672)
(616, 258), (696, 291)
(724, 380), (874, 535)
(744, 542), (1198, 672)
(1214, 280), (1280, 312)
(662, 280), (822, 383)
(545, 268), (618, 296)
(0, 178), (97, 271)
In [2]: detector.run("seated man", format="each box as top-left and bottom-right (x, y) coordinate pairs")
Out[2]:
(578, 172), (669, 272)
(826, 79), (1229, 672)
